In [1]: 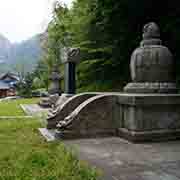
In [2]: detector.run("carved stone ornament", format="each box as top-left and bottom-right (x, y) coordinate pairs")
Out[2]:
(61, 47), (80, 64)
(124, 22), (177, 93)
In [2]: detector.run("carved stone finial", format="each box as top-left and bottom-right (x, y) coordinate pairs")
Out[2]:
(61, 47), (80, 64)
(143, 22), (160, 40)
(67, 48), (80, 63)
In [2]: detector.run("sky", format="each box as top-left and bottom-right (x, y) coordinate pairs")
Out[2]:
(0, 0), (73, 43)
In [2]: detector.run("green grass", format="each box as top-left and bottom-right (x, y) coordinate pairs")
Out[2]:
(0, 119), (99, 180)
(0, 98), (40, 116)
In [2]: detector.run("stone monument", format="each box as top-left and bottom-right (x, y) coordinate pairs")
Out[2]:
(118, 22), (180, 142)
(124, 22), (177, 93)
(40, 22), (180, 142)
(61, 47), (80, 94)
(39, 65), (62, 108)
(45, 48), (81, 128)
(48, 65), (62, 95)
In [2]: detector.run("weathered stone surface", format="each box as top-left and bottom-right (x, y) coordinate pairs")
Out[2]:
(47, 93), (100, 129)
(56, 94), (119, 139)
(64, 137), (180, 180)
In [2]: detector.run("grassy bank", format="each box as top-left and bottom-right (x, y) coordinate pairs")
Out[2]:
(0, 98), (40, 116)
(0, 119), (99, 180)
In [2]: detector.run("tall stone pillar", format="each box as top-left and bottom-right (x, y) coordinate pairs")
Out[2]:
(62, 48), (80, 95)
(65, 60), (76, 94)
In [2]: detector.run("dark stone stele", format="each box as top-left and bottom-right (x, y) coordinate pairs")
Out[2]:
(64, 48), (80, 94)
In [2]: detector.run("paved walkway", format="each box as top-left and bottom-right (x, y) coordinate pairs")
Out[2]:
(65, 137), (180, 180)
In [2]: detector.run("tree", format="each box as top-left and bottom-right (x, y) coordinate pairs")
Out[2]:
(33, 59), (49, 90)
(16, 72), (34, 97)
(44, 0), (180, 92)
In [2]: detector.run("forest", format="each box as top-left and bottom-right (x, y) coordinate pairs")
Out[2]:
(37, 0), (180, 92)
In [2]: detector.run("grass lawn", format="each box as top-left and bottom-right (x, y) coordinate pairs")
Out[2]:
(0, 119), (99, 180)
(0, 98), (40, 116)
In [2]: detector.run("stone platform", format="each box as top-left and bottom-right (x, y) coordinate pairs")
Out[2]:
(40, 92), (180, 142)
(117, 93), (180, 142)
(65, 137), (180, 180)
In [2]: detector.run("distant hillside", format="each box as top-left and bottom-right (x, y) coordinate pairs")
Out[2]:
(0, 34), (11, 65)
(0, 34), (42, 73)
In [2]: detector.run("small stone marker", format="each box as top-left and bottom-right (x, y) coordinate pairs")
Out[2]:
(39, 128), (56, 142)
(48, 65), (62, 95)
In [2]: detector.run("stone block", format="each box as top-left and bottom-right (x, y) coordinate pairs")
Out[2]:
(117, 94), (180, 142)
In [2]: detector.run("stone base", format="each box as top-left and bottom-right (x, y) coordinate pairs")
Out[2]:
(117, 93), (180, 142)
(118, 128), (180, 143)
(124, 82), (177, 93)
(55, 129), (116, 140)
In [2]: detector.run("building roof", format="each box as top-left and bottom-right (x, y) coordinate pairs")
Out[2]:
(0, 81), (10, 90)
(0, 72), (20, 81)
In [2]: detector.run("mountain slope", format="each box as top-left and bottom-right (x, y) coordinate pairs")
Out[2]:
(0, 34), (42, 73)
(0, 34), (11, 64)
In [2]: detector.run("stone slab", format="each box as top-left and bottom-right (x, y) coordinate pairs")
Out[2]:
(38, 128), (56, 142)
(117, 93), (180, 105)
(21, 104), (50, 116)
(64, 137), (180, 180)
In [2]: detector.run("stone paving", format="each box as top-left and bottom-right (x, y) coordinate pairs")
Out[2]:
(64, 137), (180, 180)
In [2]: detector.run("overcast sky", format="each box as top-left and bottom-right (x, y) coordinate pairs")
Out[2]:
(0, 0), (73, 43)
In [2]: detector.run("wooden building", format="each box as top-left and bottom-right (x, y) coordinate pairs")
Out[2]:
(0, 72), (19, 98)
(0, 81), (10, 98)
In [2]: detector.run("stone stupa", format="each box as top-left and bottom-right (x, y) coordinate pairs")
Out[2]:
(118, 22), (180, 142)
(124, 22), (177, 93)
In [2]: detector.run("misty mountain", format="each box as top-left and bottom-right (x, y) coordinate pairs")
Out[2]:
(0, 34), (11, 64)
(0, 34), (42, 73)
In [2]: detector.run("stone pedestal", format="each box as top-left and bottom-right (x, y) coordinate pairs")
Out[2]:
(117, 94), (180, 142)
